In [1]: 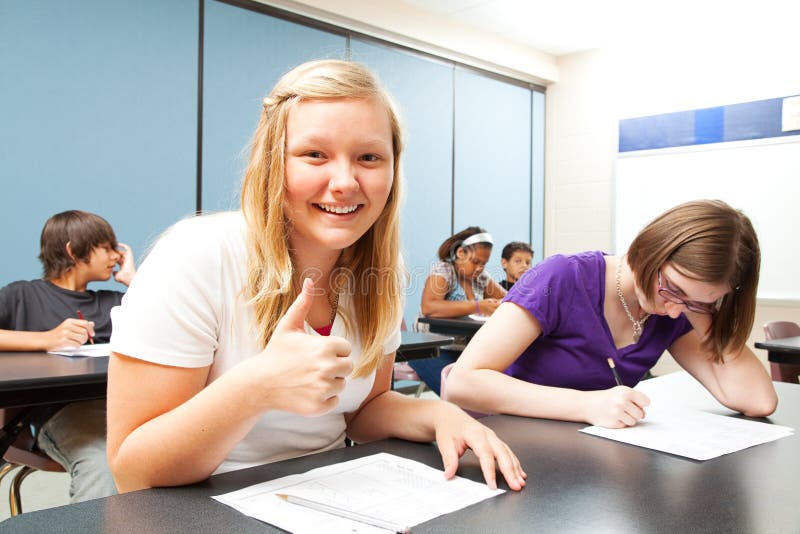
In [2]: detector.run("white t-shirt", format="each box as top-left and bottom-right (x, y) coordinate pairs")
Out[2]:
(111, 211), (401, 474)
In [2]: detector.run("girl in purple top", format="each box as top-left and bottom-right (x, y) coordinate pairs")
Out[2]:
(447, 200), (777, 428)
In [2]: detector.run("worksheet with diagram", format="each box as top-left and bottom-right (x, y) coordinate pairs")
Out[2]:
(213, 452), (503, 533)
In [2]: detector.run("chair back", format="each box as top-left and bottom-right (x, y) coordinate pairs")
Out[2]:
(762, 321), (800, 384)
(1, 408), (64, 471)
(439, 363), (455, 401)
(763, 321), (800, 340)
(440, 363), (488, 418)
(1, 407), (66, 516)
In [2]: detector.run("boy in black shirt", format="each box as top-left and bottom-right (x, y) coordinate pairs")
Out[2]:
(0, 210), (135, 502)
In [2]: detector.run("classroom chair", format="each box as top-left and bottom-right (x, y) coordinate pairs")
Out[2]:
(392, 361), (427, 397)
(439, 363), (488, 418)
(763, 321), (800, 384)
(0, 408), (65, 516)
(393, 319), (427, 397)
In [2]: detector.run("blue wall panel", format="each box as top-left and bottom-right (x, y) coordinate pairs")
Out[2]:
(453, 69), (532, 283)
(201, 0), (346, 212)
(350, 40), (454, 326)
(0, 0), (198, 287)
(1, 0), (546, 308)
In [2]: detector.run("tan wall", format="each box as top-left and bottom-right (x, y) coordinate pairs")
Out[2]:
(651, 304), (800, 376)
(544, 50), (615, 256)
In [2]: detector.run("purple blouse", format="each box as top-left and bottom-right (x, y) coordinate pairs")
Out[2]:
(504, 251), (692, 390)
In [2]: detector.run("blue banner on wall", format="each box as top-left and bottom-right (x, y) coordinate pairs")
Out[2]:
(619, 96), (800, 152)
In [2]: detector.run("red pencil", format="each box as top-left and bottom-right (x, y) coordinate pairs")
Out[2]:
(76, 310), (94, 345)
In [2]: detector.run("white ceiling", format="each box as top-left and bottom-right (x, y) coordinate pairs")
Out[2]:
(400, 0), (800, 56)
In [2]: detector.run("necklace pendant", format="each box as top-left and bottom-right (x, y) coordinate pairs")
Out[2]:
(632, 322), (642, 343)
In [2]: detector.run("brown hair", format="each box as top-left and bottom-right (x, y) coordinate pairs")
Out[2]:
(501, 241), (533, 261)
(627, 199), (760, 361)
(39, 210), (118, 280)
(437, 226), (492, 261)
(240, 59), (404, 378)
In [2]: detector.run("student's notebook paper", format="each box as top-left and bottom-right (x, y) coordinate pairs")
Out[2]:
(213, 452), (504, 533)
(48, 343), (111, 358)
(579, 371), (794, 460)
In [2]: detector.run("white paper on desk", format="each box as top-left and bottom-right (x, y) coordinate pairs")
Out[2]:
(580, 405), (794, 461)
(468, 314), (489, 322)
(633, 371), (737, 415)
(47, 343), (111, 358)
(213, 452), (504, 533)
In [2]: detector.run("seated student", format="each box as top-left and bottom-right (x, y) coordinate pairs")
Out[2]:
(106, 60), (526, 493)
(498, 241), (533, 291)
(409, 227), (507, 395)
(0, 209), (135, 502)
(447, 200), (777, 426)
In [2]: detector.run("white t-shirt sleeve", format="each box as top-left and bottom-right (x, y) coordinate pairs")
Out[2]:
(111, 217), (222, 368)
(382, 323), (401, 355)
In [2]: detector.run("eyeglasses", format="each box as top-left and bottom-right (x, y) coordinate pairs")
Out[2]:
(657, 270), (720, 315)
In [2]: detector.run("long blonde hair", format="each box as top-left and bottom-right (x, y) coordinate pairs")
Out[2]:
(627, 199), (760, 361)
(241, 60), (405, 377)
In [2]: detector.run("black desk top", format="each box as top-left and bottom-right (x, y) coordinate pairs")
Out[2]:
(0, 352), (108, 408)
(755, 336), (800, 353)
(0, 334), (450, 408)
(416, 316), (484, 337)
(5, 376), (799, 533)
(397, 331), (454, 361)
(754, 336), (800, 364)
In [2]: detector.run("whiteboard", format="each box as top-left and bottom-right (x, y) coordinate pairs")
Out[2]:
(615, 137), (800, 302)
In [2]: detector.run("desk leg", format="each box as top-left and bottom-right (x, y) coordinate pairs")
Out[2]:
(767, 351), (800, 384)
(770, 361), (800, 384)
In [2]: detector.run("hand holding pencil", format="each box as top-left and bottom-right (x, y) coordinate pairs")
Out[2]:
(42, 316), (96, 351)
(579, 358), (651, 428)
(76, 310), (95, 344)
(607, 357), (622, 386)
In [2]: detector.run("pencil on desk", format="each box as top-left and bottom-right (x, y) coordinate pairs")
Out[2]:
(607, 357), (622, 386)
(276, 493), (409, 533)
(76, 310), (94, 345)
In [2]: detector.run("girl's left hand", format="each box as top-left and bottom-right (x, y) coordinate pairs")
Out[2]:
(434, 403), (527, 491)
(114, 242), (137, 286)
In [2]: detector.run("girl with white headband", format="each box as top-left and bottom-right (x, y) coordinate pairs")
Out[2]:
(410, 226), (507, 394)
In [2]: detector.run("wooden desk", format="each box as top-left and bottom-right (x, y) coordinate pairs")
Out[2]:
(416, 316), (484, 338)
(397, 331), (454, 362)
(4, 375), (798, 533)
(755, 336), (800, 364)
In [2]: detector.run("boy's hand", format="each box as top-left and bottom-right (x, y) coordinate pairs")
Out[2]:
(114, 243), (136, 286)
(44, 318), (95, 350)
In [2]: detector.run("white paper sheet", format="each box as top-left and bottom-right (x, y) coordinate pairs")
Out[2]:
(579, 371), (794, 460)
(580, 405), (793, 460)
(213, 452), (504, 533)
(467, 314), (489, 322)
(633, 370), (736, 414)
(47, 343), (111, 358)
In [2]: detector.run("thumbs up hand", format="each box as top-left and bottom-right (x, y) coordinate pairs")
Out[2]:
(249, 278), (353, 416)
